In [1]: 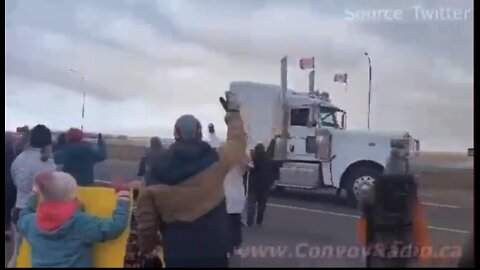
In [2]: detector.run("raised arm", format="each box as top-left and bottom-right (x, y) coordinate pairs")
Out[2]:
(138, 156), (147, 177)
(80, 195), (130, 244)
(217, 92), (247, 172)
(91, 135), (107, 162)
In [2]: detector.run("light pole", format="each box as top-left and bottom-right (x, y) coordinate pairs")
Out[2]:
(69, 69), (86, 131)
(364, 52), (372, 130)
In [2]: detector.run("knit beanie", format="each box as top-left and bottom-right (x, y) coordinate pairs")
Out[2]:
(35, 171), (77, 202)
(66, 128), (84, 143)
(30, 125), (52, 149)
(174, 114), (202, 142)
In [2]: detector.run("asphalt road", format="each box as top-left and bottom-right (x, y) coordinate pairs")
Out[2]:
(5, 160), (473, 268)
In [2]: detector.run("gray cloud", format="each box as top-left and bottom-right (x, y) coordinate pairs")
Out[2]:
(4, 0), (473, 151)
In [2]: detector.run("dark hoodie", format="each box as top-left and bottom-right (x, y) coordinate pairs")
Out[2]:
(137, 137), (166, 186)
(54, 139), (106, 186)
(149, 140), (219, 186)
(248, 143), (279, 195)
(136, 112), (247, 267)
(53, 133), (66, 152)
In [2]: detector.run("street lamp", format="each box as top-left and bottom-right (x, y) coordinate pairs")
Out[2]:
(69, 69), (87, 131)
(364, 52), (372, 130)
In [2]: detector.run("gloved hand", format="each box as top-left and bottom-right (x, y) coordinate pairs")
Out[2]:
(111, 180), (130, 201)
(219, 91), (240, 112)
(208, 123), (215, 134)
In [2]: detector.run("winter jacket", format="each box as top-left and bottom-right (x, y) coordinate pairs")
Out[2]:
(11, 148), (57, 209)
(54, 140), (106, 186)
(137, 148), (166, 187)
(136, 112), (246, 265)
(17, 195), (129, 268)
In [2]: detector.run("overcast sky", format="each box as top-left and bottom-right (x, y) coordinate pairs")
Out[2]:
(5, 0), (473, 151)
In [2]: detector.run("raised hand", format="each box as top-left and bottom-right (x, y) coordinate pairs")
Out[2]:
(219, 91), (240, 112)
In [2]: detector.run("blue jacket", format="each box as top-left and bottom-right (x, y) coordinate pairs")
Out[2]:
(17, 196), (129, 268)
(54, 140), (106, 186)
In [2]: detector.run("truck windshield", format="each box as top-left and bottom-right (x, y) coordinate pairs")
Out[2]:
(318, 106), (340, 128)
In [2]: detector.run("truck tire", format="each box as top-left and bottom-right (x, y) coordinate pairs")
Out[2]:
(344, 166), (382, 207)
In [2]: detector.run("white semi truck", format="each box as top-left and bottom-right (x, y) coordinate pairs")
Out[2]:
(228, 78), (419, 206)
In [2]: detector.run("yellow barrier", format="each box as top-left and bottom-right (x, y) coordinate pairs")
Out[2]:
(17, 187), (132, 268)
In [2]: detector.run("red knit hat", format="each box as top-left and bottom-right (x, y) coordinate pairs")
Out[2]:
(66, 128), (84, 142)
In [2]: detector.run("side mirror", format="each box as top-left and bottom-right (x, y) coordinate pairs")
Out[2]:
(309, 120), (317, 127)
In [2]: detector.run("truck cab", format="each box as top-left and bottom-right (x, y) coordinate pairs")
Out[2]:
(229, 81), (419, 206)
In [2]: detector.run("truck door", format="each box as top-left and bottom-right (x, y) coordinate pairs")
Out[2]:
(316, 129), (334, 186)
(276, 107), (320, 189)
(287, 107), (317, 160)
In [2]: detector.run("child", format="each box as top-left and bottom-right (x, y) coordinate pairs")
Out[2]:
(17, 171), (130, 268)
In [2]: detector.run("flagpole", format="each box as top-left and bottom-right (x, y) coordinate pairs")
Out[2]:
(364, 52), (372, 130)
(280, 56), (289, 160)
(70, 68), (87, 131)
(309, 70), (315, 94)
(81, 91), (86, 131)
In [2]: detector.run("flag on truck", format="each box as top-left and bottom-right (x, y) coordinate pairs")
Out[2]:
(334, 73), (348, 91)
(299, 57), (315, 70)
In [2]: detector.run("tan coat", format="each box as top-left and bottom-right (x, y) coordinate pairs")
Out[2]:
(136, 112), (247, 253)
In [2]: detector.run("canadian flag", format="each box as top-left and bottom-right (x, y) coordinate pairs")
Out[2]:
(333, 73), (348, 84)
(334, 73), (348, 91)
(299, 57), (315, 70)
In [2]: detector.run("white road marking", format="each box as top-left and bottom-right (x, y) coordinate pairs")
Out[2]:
(269, 203), (361, 219)
(421, 202), (461, 209)
(269, 203), (470, 234)
(427, 226), (470, 234)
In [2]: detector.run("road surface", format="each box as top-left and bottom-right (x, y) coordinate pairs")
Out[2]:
(6, 160), (473, 267)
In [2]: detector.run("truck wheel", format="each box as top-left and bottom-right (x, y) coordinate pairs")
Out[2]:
(344, 166), (381, 207)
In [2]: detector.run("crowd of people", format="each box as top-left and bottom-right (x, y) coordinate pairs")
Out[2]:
(132, 97), (280, 268)
(5, 125), (109, 267)
(4, 92), (474, 268)
(4, 95), (282, 268)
